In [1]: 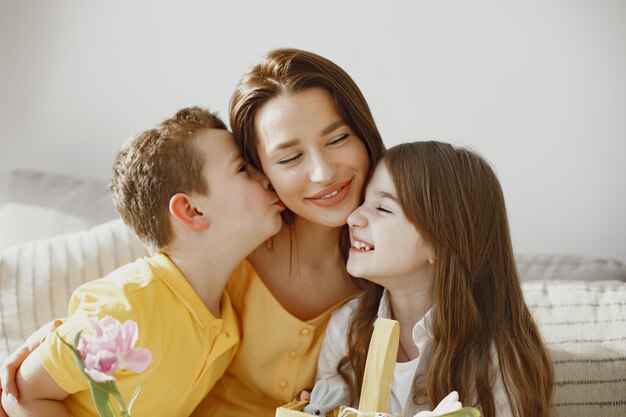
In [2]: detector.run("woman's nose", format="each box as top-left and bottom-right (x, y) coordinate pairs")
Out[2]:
(347, 205), (367, 228)
(308, 153), (335, 184)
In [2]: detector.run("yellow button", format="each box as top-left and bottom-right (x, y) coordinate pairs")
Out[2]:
(300, 328), (310, 336)
(289, 349), (297, 357)
(209, 327), (218, 337)
(279, 380), (288, 389)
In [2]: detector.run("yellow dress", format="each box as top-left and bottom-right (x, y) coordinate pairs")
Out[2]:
(191, 259), (352, 417)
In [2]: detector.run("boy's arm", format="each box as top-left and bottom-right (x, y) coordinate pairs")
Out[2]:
(1, 345), (70, 417)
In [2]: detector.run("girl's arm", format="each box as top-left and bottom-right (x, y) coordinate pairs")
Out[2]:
(315, 298), (361, 406)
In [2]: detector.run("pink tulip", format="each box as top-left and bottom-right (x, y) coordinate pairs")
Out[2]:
(77, 316), (152, 383)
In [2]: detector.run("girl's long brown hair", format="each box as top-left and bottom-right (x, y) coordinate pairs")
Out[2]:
(339, 142), (554, 417)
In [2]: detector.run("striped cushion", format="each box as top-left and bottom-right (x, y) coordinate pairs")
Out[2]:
(523, 280), (626, 417)
(0, 219), (148, 362)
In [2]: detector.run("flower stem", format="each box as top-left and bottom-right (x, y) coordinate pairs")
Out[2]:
(109, 383), (131, 417)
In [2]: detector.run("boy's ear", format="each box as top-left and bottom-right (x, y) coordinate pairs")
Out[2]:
(169, 193), (210, 230)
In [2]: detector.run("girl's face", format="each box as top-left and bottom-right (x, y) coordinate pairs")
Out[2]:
(346, 161), (435, 288)
(254, 87), (370, 228)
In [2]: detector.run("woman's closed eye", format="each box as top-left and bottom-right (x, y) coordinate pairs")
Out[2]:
(376, 206), (392, 214)
(328, 133), (349, 146)
(278, 153), (303, 165)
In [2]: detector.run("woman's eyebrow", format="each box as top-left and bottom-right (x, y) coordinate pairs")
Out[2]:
(319, 120), (346, 136)
(267, 120), (346, 154)
(268, 139), (300, 154)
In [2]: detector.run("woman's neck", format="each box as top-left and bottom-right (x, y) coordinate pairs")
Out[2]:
(246, 217), (359, 321)
(289, 216), (345, 265)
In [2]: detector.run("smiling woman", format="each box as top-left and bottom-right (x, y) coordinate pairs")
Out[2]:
(189, 48), (386, 417)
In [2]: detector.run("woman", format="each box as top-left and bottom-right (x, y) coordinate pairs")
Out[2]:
(191, 48), (385, 417)
(0, 48), (385, 417)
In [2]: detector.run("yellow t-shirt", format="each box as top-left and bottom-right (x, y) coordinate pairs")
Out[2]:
(191, 259), (351, 417)
(40, 253), (239, 417)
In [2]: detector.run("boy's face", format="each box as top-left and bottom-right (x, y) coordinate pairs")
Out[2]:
(194, 129), (284, 247)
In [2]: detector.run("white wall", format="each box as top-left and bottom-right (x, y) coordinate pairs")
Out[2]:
(1, 0), (625, 262)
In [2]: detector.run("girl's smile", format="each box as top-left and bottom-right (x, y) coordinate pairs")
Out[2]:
(346, 161), (434, 289)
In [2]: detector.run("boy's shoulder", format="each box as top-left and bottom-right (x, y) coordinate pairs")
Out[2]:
(73, 255), (159, 294)
(68, 254), (175, 315)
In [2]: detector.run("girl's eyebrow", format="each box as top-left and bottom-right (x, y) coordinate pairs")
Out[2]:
(376, 191), (398, 201)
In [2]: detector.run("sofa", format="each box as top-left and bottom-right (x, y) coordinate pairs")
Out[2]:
(1, 170), (624, 417)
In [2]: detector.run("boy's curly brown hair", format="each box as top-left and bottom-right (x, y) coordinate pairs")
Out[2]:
(109, 106), (227, 251)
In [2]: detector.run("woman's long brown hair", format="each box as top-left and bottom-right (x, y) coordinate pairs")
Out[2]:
(338, 142), (554, 417)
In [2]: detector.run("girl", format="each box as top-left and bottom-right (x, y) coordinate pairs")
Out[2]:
(317, 142), (554, 417)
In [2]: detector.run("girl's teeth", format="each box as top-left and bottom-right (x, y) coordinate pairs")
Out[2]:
(320, 187), (342, 199)
(353, 241), (373, 251)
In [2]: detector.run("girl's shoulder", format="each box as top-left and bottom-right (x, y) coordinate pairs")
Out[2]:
(327, 293), (363, 332)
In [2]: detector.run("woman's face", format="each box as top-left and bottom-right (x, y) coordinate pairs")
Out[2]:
(254, 88), (370, 228)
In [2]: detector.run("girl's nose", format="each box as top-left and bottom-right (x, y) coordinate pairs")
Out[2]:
(347, 205), (367, 228)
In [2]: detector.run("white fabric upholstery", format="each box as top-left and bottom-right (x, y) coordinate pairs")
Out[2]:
(523, 280), (626, 416)
(0, 219), (149, 361)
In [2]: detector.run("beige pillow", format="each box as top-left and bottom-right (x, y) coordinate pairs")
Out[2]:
(0, 203), (91, 250)
(0, 219), (148, 362)
(517, 253), (626, 282)
(523, 280), (626, 416)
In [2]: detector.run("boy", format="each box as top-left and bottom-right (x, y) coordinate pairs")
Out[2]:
(1, 107), (284, 416)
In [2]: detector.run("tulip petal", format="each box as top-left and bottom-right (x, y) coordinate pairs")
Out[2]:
(119, 348), (152, 373)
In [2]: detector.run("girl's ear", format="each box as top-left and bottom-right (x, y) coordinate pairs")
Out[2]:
(169, 193), (210, 230)
(427, 247), (436, 265)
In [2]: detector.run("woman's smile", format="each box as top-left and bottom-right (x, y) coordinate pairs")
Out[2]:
(255, 88), (370, 227)
(305, 179), (352, 207)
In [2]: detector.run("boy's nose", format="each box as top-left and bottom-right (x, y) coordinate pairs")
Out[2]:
(347, 205), (367, 228)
